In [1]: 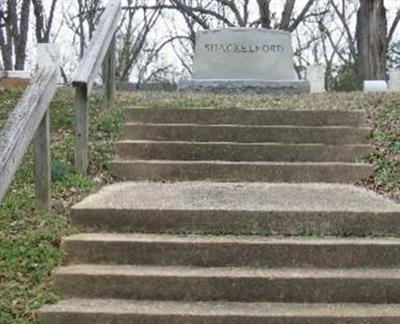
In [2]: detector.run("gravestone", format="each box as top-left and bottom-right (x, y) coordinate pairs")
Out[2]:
(306, 65), (326, 93)
(363, 80), (388, 93)
(389, 70), (400, 91)
(37, 44), (61, 68)
(179, 28), (310, 93)
(37, 43), (61, 82)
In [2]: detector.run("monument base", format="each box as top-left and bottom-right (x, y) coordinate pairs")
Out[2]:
(178, 79), (310, 94)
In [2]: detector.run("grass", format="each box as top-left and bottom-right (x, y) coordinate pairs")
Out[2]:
(0, 87), (124, 323)
(0, 88), (399, 323)
(360, 93), (400, 202)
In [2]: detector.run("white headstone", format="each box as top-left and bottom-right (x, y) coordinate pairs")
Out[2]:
(192, 28), (297, 80)
(37, 44), (60, 68)
(363, 80), (388, 93)
(306, 65), (326, 93)
(179, 28), (310, 93)
(4, 70), (32, 79)
(389, 71), (400, 91)
(37, 43), (61, 83)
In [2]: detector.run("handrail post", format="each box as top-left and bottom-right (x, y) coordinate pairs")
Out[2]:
(104, 34), (116, 111)
(33, 43), (60, 211)
(72, 0), (121, 174)
(75, 84), (89, 174)
(34, 111), (51, 211)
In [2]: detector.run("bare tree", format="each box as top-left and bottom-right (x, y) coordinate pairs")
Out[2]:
(356, 1), (400, 83)
(117, 0), (162, 82)
(0, 0), (31, 70)
(32, 0), (58, 43)
(64, 0), (103, 58)
(356, 0), (387, 82)
(122, 0), (318, 76)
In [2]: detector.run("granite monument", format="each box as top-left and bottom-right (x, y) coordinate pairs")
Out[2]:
(179, 28), (310, 93)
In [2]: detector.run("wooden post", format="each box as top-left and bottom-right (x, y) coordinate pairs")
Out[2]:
(104, 34), (116, 111)
(34, 111), (51, 211)
(75, 85), (89, 174)
(32, 43), (60, 211)
(72, 1), (121, 173)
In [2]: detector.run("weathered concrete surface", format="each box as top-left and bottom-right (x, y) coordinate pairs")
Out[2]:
(71, 182), (400, 236)
(114, 141), (372, 162)
(123, 124), (371, 144)
(63, 234), (400, 269)
(54, 264), (400, 303)
(110, 161), (373, 183)
(125, 108), (368, 127)
(178, 79), (310, 94)
(72, 182), (400, 214)
(39, 299), (400, 324)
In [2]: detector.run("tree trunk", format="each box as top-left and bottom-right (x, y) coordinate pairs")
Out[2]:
(256, 0), (271, 28)
(356, 0), (387, 83)
(14, 0), (31, 70)
(0, 0), (31, 70)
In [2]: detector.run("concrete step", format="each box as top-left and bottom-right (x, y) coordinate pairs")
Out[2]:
(54, 265), (400, 303)
(63, 234), (400, 269)
(122, 123), (372, 144)
(125, 108), (368, 127)
(114, 141), (372, 162)
(71, 182), (400, 236)
(110, 160), (373, 183)
(38, 299), (400, 324)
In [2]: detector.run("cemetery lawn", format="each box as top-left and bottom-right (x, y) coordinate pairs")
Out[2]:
(0, 89), (399, 323)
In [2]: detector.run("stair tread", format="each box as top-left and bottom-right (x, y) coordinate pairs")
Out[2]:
(112, 160), (372, 166)
(55, 264), (400, 278)
(125, 107), (368, 112)
(124, 122), (371, 129)
(72, 182), (398, 213)
(115, 140), (372, 147)
(124, 108), (368, 127)
(64, 233), (400, 245)
(40, 299), (400, 316)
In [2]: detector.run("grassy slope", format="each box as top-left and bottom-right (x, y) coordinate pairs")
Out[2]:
(0, 89), (399, 323)
(0, 87), (124, 323)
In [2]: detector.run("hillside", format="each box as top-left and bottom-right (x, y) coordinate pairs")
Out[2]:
(0, 88), (399, 322)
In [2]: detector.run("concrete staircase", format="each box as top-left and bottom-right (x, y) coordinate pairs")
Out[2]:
(111, 108), (373, 182)
(39, 108), (400, 323)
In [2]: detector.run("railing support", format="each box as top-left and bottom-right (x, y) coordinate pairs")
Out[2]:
(34, 111), (51, 211)
(72, 1), (121, 174)
(0, 67), (58, 208)
(75, 85), (89, 174)
(104, 34), (116, 111)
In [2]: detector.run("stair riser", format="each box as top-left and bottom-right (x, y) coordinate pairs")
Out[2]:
(71, 210), (400, 237)
(111, 162), (373, 183)
(63, 240), (400, 268)
(125, 109), (368, 127)
(38, 313), (400, 324)
(55, 274), (400, 303)
(114, 143), (372, 162)
(123, 125), (371, 144)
